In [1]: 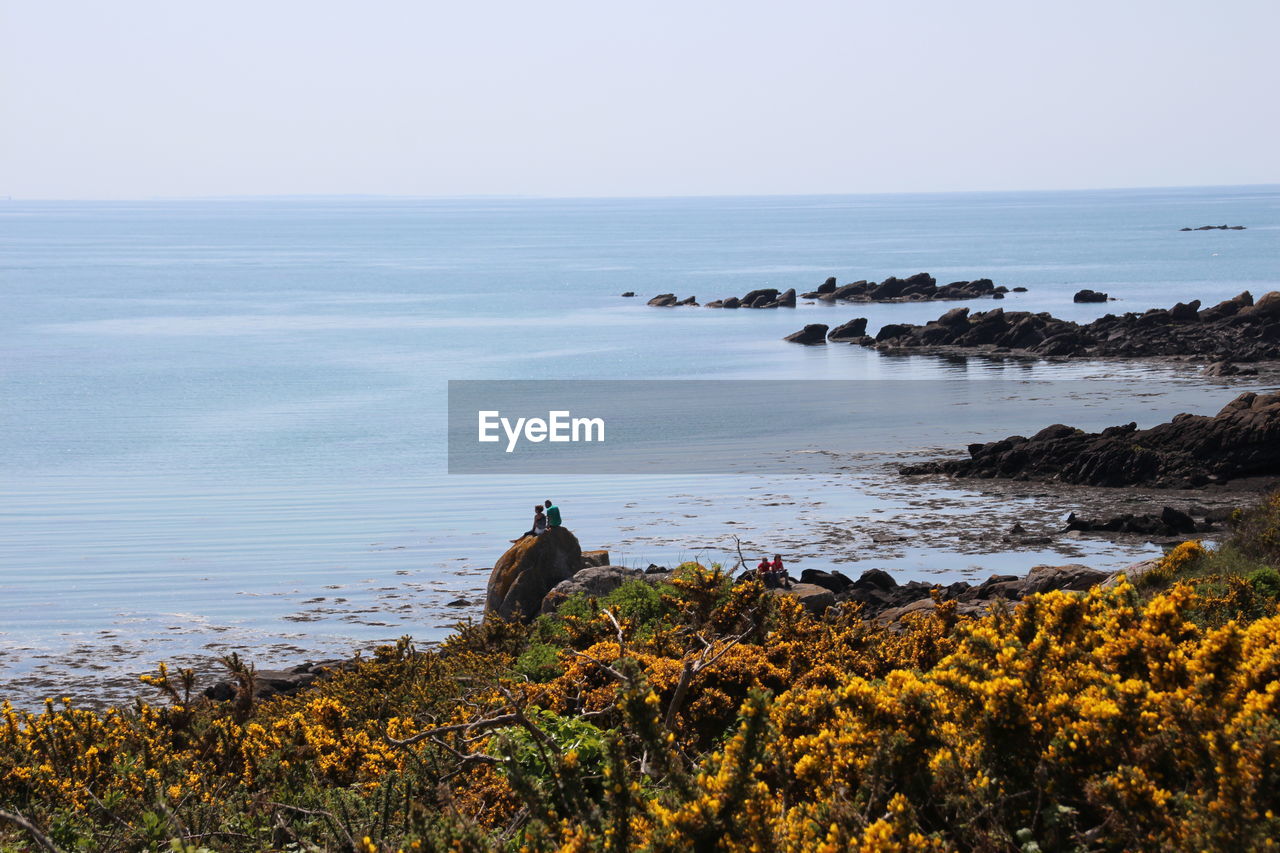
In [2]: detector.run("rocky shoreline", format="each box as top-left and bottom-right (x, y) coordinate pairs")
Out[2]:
(902, 390), (1280, 489)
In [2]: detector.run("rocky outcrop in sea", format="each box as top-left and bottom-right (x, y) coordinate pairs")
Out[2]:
(851, 290), (1280, 362)
(901, 391), (1280, 489)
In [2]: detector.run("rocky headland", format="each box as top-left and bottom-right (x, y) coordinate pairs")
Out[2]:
(901, 390), (1280, 489)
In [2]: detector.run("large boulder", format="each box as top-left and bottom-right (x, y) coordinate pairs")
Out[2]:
(540, 564), (644, 614)
(772, 582), (835, 614)
(582, 549), (611, 568)
(799, 568), (854, 594)
(486, 527), (583, 621)
(647, 294), (678, 307)
(1021, 564), (1109, 595)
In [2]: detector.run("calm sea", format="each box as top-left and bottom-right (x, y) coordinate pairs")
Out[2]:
(2, 186), (1278, 699)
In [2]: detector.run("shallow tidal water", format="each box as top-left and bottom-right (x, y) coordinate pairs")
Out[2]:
(2, 187), (1278, 705)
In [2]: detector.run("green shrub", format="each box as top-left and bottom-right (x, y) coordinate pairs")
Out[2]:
(515, 642), (565, 683)
(1248, 565), (1280, 599)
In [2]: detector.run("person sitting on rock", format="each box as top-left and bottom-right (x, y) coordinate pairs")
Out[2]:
(770, 554), (791, 589)
(544, 499), (562, 528)
(514, 504), (545, 537)
(757, 555), (786, 589)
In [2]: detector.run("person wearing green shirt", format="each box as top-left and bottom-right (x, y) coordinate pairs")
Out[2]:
(544, 500), (562, 527)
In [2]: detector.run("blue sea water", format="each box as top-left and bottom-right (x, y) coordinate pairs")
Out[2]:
(1, 186), (1278, 701)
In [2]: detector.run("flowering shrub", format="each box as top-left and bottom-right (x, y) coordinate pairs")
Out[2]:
(2, 514), (1279, 850)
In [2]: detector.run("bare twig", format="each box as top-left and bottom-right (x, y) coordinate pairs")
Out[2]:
(601, 608), (626, 656)
(0, 809), (63, 853)
(663, 629), (751, 729)
(268, 802), (355, 851)
(383, 713), (523, 748)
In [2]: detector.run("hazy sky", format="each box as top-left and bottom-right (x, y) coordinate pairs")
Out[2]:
(2, 0), (1277, 199)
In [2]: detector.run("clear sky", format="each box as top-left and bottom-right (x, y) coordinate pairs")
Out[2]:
(1, 0), (1277, 199)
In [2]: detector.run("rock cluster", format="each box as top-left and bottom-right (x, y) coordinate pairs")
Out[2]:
(1073, 289), (1111, 303)
(788, 563), (1108, 625)
(701, 274), (1013, 309)
(648, 294), (698, 307)
(855, 290), (1280, 362)
(1180, 225), (1246, 231)
(799, 273), (1011, 303)
(705, 287), (798, 309)
(901, 391), (1280, 488)
(1063, 506), (1207, 535)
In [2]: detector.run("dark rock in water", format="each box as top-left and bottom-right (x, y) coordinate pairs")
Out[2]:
(742, 288), (780, 307)
(817, 277), (838, 294)
(875, 323), (910, 342)
(1064, 506), (1200, 536)
(902, 391), (1280, 488)
(722, 297), (741, 309)
(799, 569), (854, 593)
(648, 294), (678, 307)
(775, 288), (797, 308)
(446, 598), (472, 607)
(1160, 506), (1197, 533)
(675, 295), (698, 306)
(541, 564), (644, 614)
(486, 526), (583, 621)
(1074, 289), (1110, 303)
(860, 289), (1280, 362)
(784, 324), (829, 345)
(620, 292), (636, 297)
(1012, 286), (1028, 292)
(827, 317), (868, 341)
(1205, 361), (1258, 377)
(1182, 224), (1246, 231)
(705, 300), (725, 308)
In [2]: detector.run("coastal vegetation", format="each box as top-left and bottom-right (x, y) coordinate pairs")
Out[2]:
(3, 493), (1280, 851)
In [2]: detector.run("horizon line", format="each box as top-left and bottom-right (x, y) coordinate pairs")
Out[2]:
(3, 180), (1279, 204)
